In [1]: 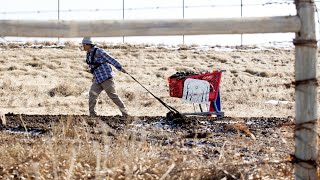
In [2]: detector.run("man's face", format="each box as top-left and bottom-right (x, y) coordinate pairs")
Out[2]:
(82, 44), (91, 52)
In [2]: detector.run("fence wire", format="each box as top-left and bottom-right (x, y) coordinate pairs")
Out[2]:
(0, 1), (296, 15)
(0, 44), (318, 178)
(225, 78), (320, 92)
(0, 0), (310, 47)
(0, 0), (318, 178)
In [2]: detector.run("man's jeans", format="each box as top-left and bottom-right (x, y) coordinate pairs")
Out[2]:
(89, 78), (128, 116)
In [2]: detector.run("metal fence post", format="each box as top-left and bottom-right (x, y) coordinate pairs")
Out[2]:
(182, 0), (185, 44)
(123, 0), (125, 43)
(240, 0), (243, 46)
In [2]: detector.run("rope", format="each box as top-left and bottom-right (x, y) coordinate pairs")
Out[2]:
(126, 72), (180, 114)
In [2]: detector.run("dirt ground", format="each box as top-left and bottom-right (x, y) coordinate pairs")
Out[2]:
(0, 43), (319, 179)
(0, 113), (295, 179)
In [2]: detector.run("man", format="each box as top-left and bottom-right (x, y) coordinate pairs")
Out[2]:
(82, 37), (130, 118)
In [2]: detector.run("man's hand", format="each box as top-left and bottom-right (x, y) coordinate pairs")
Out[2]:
(121, 68), (128, 74)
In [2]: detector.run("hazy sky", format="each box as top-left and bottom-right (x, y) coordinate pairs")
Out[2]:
(0, 0), (297, 19)
(0, 0), (316, 46)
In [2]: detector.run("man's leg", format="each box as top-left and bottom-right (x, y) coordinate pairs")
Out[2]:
(101, 78), (129, 116)
(89, 82), (103, 116)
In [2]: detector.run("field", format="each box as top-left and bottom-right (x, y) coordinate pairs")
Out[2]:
(0, 42), (319, 179)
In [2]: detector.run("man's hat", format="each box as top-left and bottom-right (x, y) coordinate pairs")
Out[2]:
(82, 37), (94, 44)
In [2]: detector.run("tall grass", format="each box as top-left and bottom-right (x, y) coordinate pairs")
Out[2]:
(0, 116), (227, 179)
(0, 115), (301, 179)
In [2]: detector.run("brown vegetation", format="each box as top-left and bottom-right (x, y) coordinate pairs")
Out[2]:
(0, 42), (319, 179)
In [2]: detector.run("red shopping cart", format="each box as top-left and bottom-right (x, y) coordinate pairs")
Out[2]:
(168, 70), (224, 117)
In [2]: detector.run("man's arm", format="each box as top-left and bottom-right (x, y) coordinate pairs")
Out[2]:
(96, 48), (123, 71)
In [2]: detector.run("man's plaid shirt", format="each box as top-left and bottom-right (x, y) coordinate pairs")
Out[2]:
(86, 46), (123, 84)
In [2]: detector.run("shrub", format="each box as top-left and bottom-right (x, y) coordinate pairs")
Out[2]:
(49, 83), (83, 97)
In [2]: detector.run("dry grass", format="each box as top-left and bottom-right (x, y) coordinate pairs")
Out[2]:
(48, 83), (84, 97)
(0, 114), (305, 179)
(0, 44), (306, 117)
(0, 116), (232, 179)
(0, 43), (319, 178)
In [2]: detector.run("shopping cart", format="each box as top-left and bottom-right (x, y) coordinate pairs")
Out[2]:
(168, 70), (224, 117)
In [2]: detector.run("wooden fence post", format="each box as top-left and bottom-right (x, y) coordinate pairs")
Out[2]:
(294, 0), (318, 179)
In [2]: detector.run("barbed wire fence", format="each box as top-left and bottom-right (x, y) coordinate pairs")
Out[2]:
(0, 0), (316, 46)
(0, 1), (296, 15)
(1, 59), (318, 178)
(0, 1), (318, 178)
